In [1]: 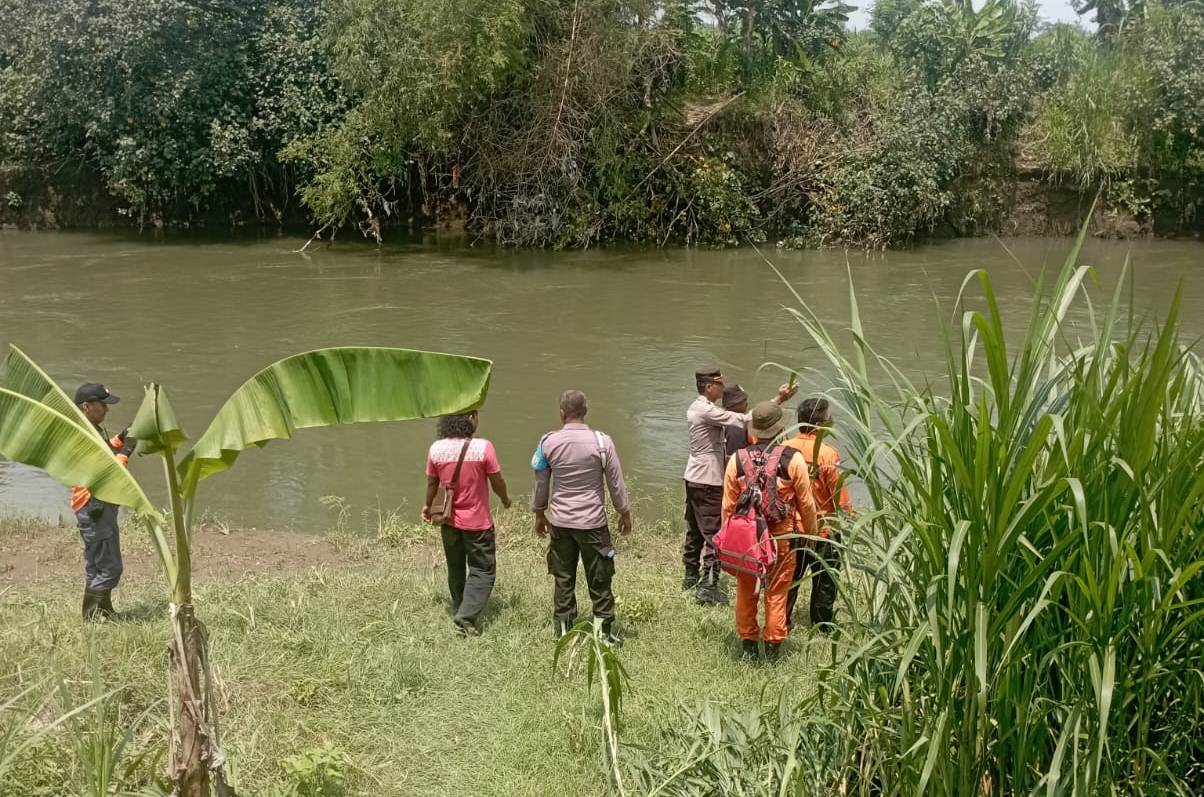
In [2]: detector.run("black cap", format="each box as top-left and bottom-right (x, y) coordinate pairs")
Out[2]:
(722, 384), (749, 406)
(695, 367), (722, 382)
(74, 383), (120, 405)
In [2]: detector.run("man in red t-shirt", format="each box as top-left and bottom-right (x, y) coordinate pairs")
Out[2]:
(423, 411), (511, 636)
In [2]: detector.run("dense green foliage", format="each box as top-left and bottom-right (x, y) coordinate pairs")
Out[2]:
(0, 0), (343, 225)
(1, 0), (1202, 244)
(638, 241), (1204, 793)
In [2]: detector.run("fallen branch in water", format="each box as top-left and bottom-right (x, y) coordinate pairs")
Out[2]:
(295, 223), (333, 254)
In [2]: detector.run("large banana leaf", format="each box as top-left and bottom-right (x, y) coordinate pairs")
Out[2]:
(0, 345), (93, 432)
(178, 347), (492, 494)
(0, 387), (159, 517)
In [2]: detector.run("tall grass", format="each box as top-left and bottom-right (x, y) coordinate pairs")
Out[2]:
(772, 229), (1204, 793)
(1, 665), (162, 796)
(60, 643), (166, 797)
(1024, 42), (1151, 189)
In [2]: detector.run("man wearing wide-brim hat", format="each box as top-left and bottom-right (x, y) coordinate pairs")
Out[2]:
(683, 368), (796, 605)
(70, 382), (136, 620)
(721, 401), (819, 661)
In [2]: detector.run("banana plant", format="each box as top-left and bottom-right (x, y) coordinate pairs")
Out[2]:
(0, 344), (492, 797)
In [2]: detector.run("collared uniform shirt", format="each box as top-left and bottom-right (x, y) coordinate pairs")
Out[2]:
(531, 423), (630, 530)
(684, 395), (750, 487)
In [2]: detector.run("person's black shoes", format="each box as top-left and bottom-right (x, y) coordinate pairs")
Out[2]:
(681, 570), (700, 592)
(695, 573), (729, 606)
(600, 620), (623, 647)
(82, 590), (112, 621)
(764, 642), (783, 664)
(813, 620), (837, 637)
(740, 639), (760, 661)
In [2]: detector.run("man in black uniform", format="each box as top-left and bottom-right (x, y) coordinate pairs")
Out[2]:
(71, 383), (136, 620)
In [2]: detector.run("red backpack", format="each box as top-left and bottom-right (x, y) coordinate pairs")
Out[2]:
(713, 446), (791, 589)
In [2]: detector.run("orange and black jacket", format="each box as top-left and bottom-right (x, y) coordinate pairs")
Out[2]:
(70, 427), (131, 513)
(781, 432), (853, 538)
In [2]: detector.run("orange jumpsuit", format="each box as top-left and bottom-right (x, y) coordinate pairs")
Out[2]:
(781, 432), (853, 537)
(722, 445), (818, 643)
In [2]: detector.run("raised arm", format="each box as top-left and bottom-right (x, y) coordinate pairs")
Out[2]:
(698, 400), (751, 429)
(769, 383), (798, 406)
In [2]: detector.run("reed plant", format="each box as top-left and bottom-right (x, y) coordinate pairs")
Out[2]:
(771, 227), (1204, 794)
(554, 618), (630, 796)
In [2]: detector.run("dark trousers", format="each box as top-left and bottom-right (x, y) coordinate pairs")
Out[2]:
(786, 536), (841, 629)
(547, 525), (616, 628)
(76, 503), (123, 592)
(682, 481), (723, 575)
(441, 525), (496, 627)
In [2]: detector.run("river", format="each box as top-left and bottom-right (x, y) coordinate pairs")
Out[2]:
(1, 231), (1201, 531)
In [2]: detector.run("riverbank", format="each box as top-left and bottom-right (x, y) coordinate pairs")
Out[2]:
(2, 167), (1192, 244)
(0, 513), (835, 796)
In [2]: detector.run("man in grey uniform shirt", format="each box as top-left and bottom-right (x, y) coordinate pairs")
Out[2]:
(684, 368), (795, 604)
(532, 390), (632, 642)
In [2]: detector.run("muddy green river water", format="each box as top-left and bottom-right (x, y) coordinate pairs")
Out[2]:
(1, 231), (1201, 531)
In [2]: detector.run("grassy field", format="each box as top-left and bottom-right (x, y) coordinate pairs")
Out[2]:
(0, 503), (837, 797)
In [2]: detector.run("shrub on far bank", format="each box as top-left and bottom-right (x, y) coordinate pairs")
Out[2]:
(2, 0), (1203, 242)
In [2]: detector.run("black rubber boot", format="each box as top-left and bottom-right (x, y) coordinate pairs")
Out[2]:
(82, 590), (106, 620)
(600, 619), (622, 647)
(764, 642), (784, 664)
(681, 569), (700, 592)
(695, 568), (729, 606)
(740, 639), (760, 661)
(98, 590), (115, 619)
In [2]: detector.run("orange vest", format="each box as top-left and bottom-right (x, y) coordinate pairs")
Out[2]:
(781, 433), (853, 537)
(70, 430), (129, 511)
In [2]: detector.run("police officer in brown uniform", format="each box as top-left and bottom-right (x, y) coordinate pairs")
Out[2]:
(71, 383), (136, 620)
(532, 390), (632, 642)
(683, 369), (795, 604)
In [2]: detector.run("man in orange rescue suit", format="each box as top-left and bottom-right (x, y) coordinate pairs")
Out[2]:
(783, 397), (854, 634)
(721, 401), (818, 662)
(71, 383), (136, 620)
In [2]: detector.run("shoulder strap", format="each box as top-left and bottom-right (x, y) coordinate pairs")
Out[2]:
(449, 439), (472, 487)
(595, 431), (607, 469)
(764, 446), (781, 473)
(736, 448), (755, 481)
(766, 446), (789, 480)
